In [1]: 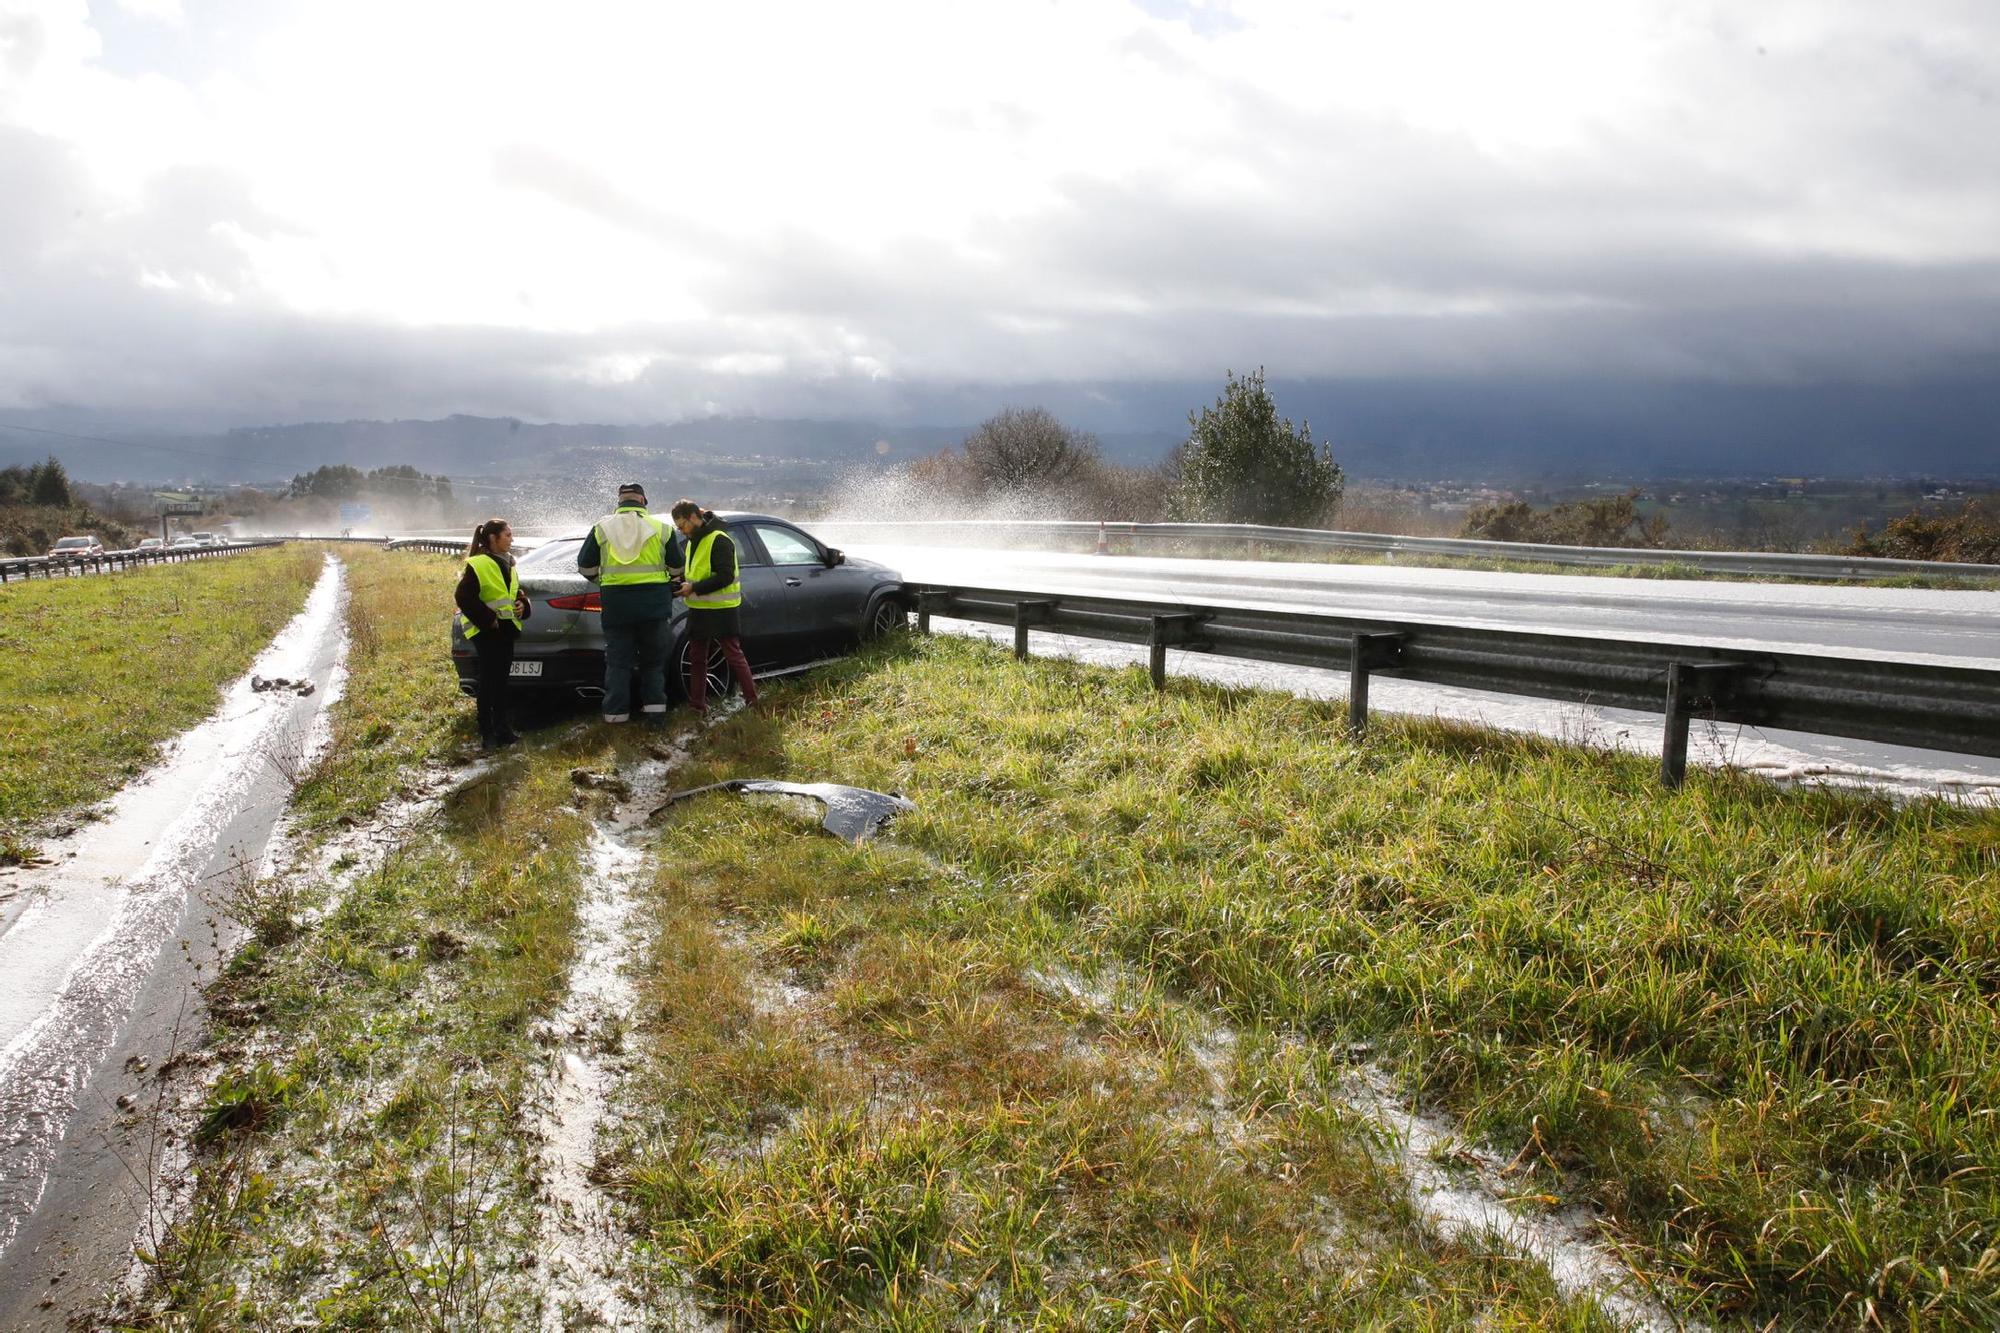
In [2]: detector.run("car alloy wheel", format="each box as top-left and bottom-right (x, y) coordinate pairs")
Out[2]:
(866, 597), (909, 640)
(673, 636), (734, 703)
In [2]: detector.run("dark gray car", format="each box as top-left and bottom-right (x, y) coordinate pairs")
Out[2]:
(451, 512), (907, 703)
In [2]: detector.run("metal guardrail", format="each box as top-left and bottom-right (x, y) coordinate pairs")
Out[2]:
(0, 535), (457, 585)
(816, 520), (2000, 583)
(0, 540), (289, 584)
(384, 538), (469, 555)
(909, 583), (2000, 787)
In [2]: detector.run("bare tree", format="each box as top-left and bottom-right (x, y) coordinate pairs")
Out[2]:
(961, 407), (1102, 496)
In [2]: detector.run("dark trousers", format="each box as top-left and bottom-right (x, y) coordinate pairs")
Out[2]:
(603, 616), (671, 720)
(685, 637), (758, 710)
(473, 630), (516, 740)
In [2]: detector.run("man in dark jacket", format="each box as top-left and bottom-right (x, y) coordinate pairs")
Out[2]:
(670, 500), (759, 712)
(578, 482), (682, 724)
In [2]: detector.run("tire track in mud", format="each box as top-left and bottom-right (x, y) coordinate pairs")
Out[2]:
(527, 722), (728, 1333)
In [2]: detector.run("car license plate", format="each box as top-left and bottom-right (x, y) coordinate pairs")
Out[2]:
(509, 661), (543, 678)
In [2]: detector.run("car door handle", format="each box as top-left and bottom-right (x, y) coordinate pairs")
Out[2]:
(784, 577), (802, 587)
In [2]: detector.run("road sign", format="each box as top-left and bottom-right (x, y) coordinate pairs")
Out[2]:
(162, 501), (203, 516)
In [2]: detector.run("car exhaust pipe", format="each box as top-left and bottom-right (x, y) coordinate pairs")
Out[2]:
(573, 685), (605, 699)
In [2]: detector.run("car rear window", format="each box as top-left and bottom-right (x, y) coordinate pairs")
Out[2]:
(519, 536), (585, 569)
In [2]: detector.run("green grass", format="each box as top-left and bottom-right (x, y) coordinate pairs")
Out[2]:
(0, 546), (323, 856)
(615, 634), (2000, 1328)
(135, 747), (605, 1328)
(287, 546), (482, 835)
(112, 597), (2000, 1329)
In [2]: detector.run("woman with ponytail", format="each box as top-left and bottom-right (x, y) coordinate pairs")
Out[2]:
(454, 517), (531, 748)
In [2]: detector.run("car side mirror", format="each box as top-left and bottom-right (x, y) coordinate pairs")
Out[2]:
(825, 547), (846, 567)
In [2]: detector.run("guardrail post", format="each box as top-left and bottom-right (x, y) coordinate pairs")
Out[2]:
(1013, 599), (1055, 659)
(1347, 633), (1405, 735)
(1148, 613), (1203, 689)
(1661, 662), (1743, 789)
(916, 590), (951, 635)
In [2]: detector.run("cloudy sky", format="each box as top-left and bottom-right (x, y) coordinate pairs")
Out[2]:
(2, 0), (1998, 436)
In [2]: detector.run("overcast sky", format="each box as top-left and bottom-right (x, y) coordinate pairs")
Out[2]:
(2, 0), (1998, 432)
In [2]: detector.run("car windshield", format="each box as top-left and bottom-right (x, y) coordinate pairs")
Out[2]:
(54, 538), (89, 548)
(519, 536), (585, 569)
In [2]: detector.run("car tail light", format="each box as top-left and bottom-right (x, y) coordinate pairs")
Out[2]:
(546, 592), (601, 612)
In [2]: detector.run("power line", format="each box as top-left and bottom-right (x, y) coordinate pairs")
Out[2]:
(0, 420), (480, 493)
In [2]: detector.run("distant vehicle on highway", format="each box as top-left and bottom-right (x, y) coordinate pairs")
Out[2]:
(134, 537), (164, 552)
(187, 531), (225, 547)
(450, 513), (907, 703)
(46, 535), (104, 561)
(168, 536), (202, 550)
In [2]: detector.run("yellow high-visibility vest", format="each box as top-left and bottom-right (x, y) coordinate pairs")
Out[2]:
(463, 554), (520, 638)
(685, 529), (742, 610)
(593, 507), (672, 587)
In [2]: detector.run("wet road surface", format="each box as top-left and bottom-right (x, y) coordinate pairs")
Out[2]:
(847, 544), (2000, 665)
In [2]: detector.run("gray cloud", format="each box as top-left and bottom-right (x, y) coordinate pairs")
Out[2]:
(3, 3), (2000, 442)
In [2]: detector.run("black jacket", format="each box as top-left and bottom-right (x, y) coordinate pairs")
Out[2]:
(455, 554), (529, 634)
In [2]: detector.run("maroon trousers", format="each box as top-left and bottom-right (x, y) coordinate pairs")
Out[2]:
(685, 637), (758, 710)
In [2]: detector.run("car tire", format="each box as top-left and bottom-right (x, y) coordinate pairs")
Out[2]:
(864, 596), (909, 641)
(671, 635), (735, 703)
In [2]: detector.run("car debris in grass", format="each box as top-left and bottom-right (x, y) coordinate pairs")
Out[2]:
(653, 779), (915, 841)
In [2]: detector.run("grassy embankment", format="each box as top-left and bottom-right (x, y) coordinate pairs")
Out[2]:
(0, 545), (323, 862)
(284, 544), (486, 834)
(614, 636), (2000, 1327)
(124, 566), (1999, 1328)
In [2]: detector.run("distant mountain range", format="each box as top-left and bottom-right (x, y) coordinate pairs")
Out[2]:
(4, 374), (1997, 485)
(0, 415), (1185, 487)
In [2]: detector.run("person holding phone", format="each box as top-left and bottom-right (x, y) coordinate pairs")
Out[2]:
(669, 499), (759, 713)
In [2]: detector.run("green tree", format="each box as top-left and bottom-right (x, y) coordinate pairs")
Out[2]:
(28, 456), (71, 507)
(288, 464), (365, 499)
(367, 464), (453, 502)
(1167, 369), (1343, 526)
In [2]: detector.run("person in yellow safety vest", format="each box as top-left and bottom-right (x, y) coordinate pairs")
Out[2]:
(670, 499), (760, 713)
(454, 517), (531, 749)
(576, 482), (682, 725)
